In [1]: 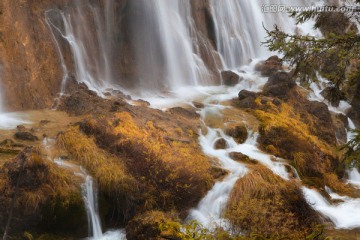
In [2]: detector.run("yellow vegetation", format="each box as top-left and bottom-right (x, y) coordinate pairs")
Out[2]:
(111, 112), (213, 210)
(57, 126), (136, 196)
(225, 165), (320, 239)
(255, 103), (333, 156)
(0, 147), (86, 235)
(57, 112), (213, 216)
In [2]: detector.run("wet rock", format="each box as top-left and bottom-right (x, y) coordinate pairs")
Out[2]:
(60, 92), (96, 115)
(221, 70), (241, 86)
(305, 101), (332, 124)
(14, 132), (39, 141)
(229, 152), (257, 164)
(263, 72), (296, 98)
(237, 90), (258, 109)
(238, 89), (257, 101)
(320, 86), (345, 107)
(210, 166), (229, 180)
(214, 138), (228, 149)
(225, 125), (248, 144)
(255, 55), (283, 77)
(193, 101), (204, 109)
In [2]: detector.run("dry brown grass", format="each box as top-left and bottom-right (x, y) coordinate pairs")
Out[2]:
(225, 165), (320, 239)
(57, 112), (214, 222)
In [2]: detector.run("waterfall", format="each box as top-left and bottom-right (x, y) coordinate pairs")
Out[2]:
(128, 0), (210, 94)
(45, 0), (211, 97)
(45, 0), (116, 95)
(209, 0), (315, 70)
(83, 175), (103, 239)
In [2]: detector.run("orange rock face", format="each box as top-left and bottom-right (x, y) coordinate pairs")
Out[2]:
(0, 0), (70, 110)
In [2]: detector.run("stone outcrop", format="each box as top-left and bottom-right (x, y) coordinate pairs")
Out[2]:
(255, 55), (283, 77)
(221, 70), (241, 86)
(263, 72), (296, 99)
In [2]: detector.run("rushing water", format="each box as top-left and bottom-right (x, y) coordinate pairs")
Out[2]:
(40, 0), (360, 235)
(83, 175), (103, 239)
(303, 187), (360, 229)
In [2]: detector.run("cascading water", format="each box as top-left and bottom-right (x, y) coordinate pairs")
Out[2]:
(348, 168), (360, 188)
(41, 0), (360, 235)
(209, 0), (316, 70)
(128, 0), (210, 93)
(303, 187), (360, 229)
(83, 175), (103, 239)
(45, 0), (211, 97)
(187, 72), (292, 229)
(45, 1), (115, 95)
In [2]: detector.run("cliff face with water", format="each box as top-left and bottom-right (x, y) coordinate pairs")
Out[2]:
(0, 1), (360, 239)
(0, 0), (223, 110)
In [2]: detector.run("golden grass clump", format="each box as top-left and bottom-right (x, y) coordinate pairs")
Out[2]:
(255, 103), (333, 157)
(254, 102), (347, 191)
(57, 125), (139, 225)
(225, 165), (320, 239)
(66, 112), (214, 215)
(110, 112), (214, 210)
(0, 147), (86, 236)
(57, 125), (137, 195)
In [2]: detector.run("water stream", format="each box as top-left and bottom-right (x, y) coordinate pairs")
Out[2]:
(35, 0), (360, 236)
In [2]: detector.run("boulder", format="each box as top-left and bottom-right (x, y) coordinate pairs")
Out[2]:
(225, 125), (248, 144)
(214, 138), (228, 149)
(229, 152), (257, 164)
(255, 55), (283, 77)
(263, 72), (296, 98)
(14, 132), (39, 141)
(237, 90), (258, 109)
(238, 89), (257, 101)
(221, 70), (241, 86)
